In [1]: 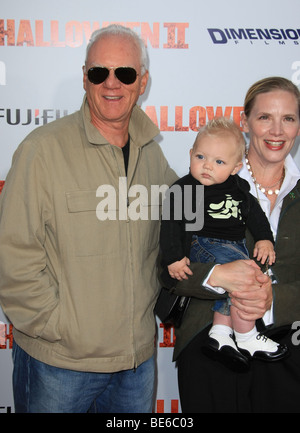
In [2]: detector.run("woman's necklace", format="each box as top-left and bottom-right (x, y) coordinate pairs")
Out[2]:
(245, 153), (285, 196)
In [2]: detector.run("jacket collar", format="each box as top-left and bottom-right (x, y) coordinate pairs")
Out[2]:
(280, 155), (300, 212)
(81, 95), (160, 148)
(281, 178), (300, 210)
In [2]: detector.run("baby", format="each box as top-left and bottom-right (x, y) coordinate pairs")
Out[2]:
(160, 117), (288, 370)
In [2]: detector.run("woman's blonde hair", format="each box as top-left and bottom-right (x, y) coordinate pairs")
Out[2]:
(244, 76), (300, 118)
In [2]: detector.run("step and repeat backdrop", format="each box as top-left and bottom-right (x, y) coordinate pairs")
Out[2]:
(1, 0), (300, 413)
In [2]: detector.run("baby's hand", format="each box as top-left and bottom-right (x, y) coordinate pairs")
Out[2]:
(168, 257), (193, 281)
(253, 240), (276, 266)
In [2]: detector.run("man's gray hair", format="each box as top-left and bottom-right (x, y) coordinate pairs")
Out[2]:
(85, 24), (149, 75)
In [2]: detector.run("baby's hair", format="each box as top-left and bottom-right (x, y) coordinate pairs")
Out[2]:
(192, 117), (246, 161)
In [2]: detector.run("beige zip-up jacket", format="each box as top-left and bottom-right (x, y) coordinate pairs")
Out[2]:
(0, 97), (177, 372)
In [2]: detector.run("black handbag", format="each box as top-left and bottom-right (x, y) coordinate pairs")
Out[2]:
(154, 287), (190, 328)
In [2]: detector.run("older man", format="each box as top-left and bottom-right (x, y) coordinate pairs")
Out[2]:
(0, 25), (177, 413)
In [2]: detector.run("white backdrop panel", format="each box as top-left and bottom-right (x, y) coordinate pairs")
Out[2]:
(1, 0), (300, 413)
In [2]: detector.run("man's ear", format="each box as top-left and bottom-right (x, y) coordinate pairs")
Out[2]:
(139, 71), (149, 96)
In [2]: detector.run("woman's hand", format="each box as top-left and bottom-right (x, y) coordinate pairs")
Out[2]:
(230, 274), (272, 321)
(207, 259), (272, 321)
(208, 259), (262, 293)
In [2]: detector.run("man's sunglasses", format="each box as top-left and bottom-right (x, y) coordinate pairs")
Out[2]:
(87, 66), (138, 85)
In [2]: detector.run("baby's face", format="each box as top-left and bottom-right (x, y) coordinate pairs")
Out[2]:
(190, 133), (243, 186)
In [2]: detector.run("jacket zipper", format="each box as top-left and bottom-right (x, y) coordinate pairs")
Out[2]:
(110, 144), (140, 369)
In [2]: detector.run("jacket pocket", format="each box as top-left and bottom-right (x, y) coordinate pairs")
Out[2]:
(66, 190), (120, 257)
(39, 303), (61, 342)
